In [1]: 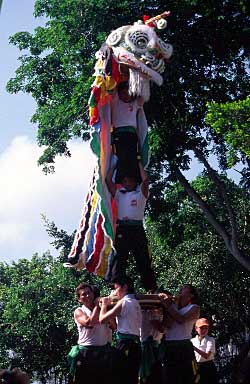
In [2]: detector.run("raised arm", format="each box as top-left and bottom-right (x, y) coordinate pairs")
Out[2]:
(105, 157), (117, 197)
(159, 293), (200, 324)
(137, 96), (144, 107)
(74, 305), (100, 327)
(99, 296), (123, 323)
(139, 161), (149, 198)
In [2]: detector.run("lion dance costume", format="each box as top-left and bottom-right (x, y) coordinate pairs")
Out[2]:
(64, 12), (173, 280)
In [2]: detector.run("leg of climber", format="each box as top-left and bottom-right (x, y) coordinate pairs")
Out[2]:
(130, 225), (157, 291)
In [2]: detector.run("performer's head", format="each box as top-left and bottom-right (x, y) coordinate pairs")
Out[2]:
(121, 175), (138, 191)
(117, 81), (135, 103)
(111, 276), (135, 297)
(75, 282), (95, 305)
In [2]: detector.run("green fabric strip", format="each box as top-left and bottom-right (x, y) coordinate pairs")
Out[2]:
(88, 93), (96, 107)
(139, 337), (159, 379)
(67, 344), (109, 377)
(116, 331), (140, 343)
(114, 126), (136, 134)
(67, 345), (86, 377)
(90, 131), (115, 240)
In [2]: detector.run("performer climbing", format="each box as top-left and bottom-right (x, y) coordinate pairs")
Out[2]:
(111, 80), (144, 183)
(106, 158), (157, 292)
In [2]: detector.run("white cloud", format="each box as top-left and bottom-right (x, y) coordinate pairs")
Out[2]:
(0, 136), (96, 262)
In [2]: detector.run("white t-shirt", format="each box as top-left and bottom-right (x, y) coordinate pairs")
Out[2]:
(115, 186), (146, 221)
(111, 91), (141, 128)
(74, 304), (109, 346)
(191, 335), (216, 363)
(117, 294), (142, 336)
(164, 303), (199, 341)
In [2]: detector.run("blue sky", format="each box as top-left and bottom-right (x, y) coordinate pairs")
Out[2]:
(0, 1), (241, 264)
(0, 0), (95, 263)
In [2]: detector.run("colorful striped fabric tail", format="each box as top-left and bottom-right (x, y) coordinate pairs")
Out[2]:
(64, 69), (118, 279)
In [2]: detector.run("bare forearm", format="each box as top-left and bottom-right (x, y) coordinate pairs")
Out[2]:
(88, 306), (100, 326)
(193, 346), (212, 360)
(138, 161), (148, 182)
(99, 304), (109, 323)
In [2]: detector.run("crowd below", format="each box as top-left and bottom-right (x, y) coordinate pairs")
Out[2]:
(68, 278), (218, 384)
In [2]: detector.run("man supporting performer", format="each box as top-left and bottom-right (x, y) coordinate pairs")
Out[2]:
(99, 276), (142, 384)
(106, 159), (157, 292)
(67, 283), (116, 384)
(158, 284), (201, 384)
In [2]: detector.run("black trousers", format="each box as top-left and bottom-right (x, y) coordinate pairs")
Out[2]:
(73, 345), (116, 384)
(111, 224), (157, 291)
(160, 340), (200, 384)
(112, 129), (140, 183)
(198, 361), (218, 384)
(116, 339), (142, 384)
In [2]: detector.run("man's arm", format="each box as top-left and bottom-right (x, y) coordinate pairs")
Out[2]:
(74, 306), (100, 327)
(139, 161), (149, 198)
(137, 96), (144, 107)
(193, 345), (213, 360)
(105, 158), (117, 197)
(159, 293), (200, 324)
(99, 296), (123, 323)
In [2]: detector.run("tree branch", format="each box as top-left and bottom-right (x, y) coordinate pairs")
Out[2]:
(173, 165), (250, 271)
(193, 147), (238, 243)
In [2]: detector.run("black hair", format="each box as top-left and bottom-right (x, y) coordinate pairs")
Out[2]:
(182, 284), (200, 305)
(111, 276), (135, 294)
(117, 81), (129, 92)
(91, 285), (100, 299)
(75, 282), (94, 299)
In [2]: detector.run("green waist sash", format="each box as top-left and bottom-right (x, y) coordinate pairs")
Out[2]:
(116, 331), (140, 343)
(67, 344), (108, 377)
(113, 126), (136, 134)
(117, 219), (143, 226)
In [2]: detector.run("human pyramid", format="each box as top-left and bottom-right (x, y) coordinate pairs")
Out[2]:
(66, 11), (219, 384)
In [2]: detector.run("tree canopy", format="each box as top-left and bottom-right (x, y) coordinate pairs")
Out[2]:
(0, 253), (107, 382)
(6, 1), (250, 267)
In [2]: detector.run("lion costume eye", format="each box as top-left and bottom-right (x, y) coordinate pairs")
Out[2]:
(124, 25), (155, 54)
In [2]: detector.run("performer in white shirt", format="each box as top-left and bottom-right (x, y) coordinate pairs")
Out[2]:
(99, 276), (142, 384)
(67, 283), (115, 384)
(191, 318), (218, 384)
(158, 284), (200, 384)
(111, 81), (144, 184)
(106, 160), (157, 292)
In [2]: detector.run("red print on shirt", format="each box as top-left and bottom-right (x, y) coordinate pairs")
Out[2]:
(131, 200), (137, 206)
(128, 104), (133, 112)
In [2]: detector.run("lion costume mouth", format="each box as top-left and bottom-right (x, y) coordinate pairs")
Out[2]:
(105, 21), (173, 87)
